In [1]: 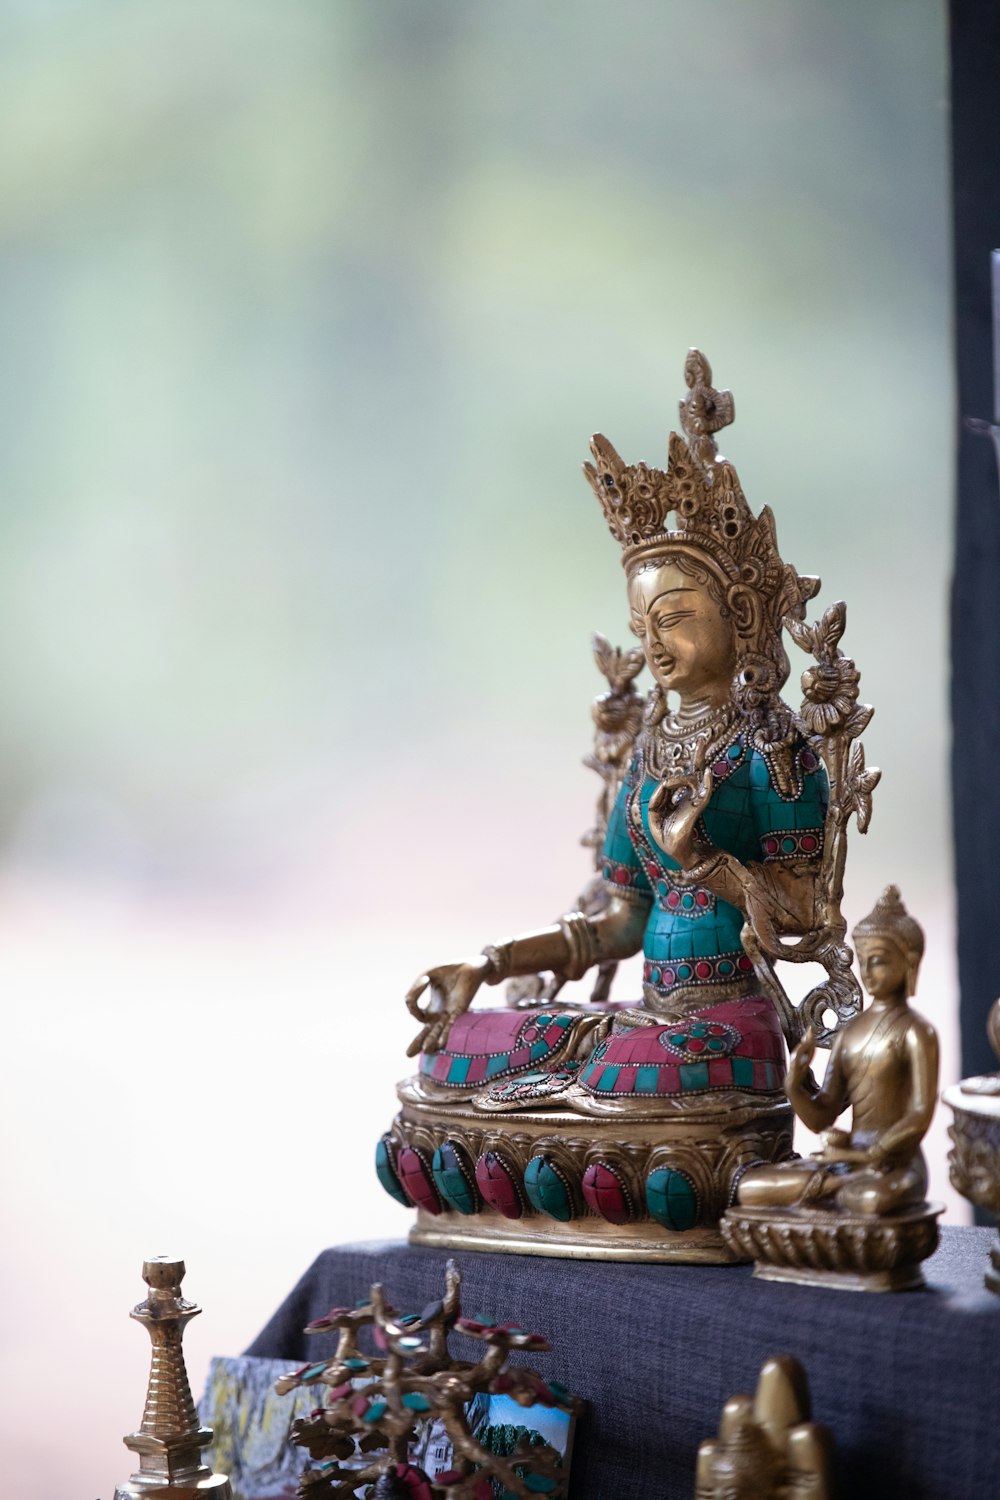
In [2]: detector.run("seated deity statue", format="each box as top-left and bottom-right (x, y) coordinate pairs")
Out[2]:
(377, 351), (882, 1261)
(737, 886), (938, 1218)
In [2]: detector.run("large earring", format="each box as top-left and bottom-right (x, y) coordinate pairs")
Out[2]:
(732, 652), (777, 718)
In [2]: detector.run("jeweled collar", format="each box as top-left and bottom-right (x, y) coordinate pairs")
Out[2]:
(642, 698), (743, 779)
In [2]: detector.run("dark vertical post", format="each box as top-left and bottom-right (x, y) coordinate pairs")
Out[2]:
(950, 2), (1000, 1085)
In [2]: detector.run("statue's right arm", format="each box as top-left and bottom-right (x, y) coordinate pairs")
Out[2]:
(482, 894), (647, 986)
(405, 894), (647, 1055)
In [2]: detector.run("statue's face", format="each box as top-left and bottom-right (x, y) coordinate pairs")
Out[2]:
(856, 936), (910, 1000)
(627, 559), (736, 700)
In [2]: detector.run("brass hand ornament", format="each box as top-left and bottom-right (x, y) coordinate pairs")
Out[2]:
(647, 744), (715, 868)
(785, 1025), (817, 1098)
(404, 956), (492, 1057)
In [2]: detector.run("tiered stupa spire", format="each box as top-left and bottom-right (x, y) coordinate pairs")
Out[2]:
(113, 1257), (231, 1500)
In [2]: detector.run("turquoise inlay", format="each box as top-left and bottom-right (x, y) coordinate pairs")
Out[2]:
(447, 1056), (471, 1084)
(432, 1143), (478, 1215)
(708, 1039), (726, 1052)
(375, 1137), (410, 1207)
(530, 1041), (550, 1062)
(303, 1362), (328, 1380)
(601, 775), (654, 892)
(691, 925), (719, 957)
(524, 1155), (574, 1221)
(646, 1166), (699, 1231)
(525, 1478), (557, 1494)
(718, 959), (734, 975)
(635, 1065), (660, 1093)
(402, 1392), (431, 1411)
(609, 752), (829, 988)
(732, 1057), (754, 1087)
(344, 1357), (369, 1371)
(750, 752), (771, 787)
(363, 1400), (387, 1423)
(680, 1062), (710, 1090)
(596, 1065), (621, 1091)
(554, 1014), (572, 1028)
(486, 1054), (511, 1078)
(583, 1064), (602, 1086)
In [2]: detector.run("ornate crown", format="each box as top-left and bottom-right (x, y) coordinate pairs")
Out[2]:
(582, 350), (819, 632)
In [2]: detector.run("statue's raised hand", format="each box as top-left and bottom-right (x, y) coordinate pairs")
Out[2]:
(647, 744), (714, 868)
(405, 956), (491, 1058)
(786, 1025), (817, 1097)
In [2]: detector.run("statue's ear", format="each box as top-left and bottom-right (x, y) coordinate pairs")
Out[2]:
(906, 958), (920, 998)
(726, 584), (762, 642)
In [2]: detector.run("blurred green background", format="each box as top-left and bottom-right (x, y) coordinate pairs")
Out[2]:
(0, 6), (953, 1499)
(0, 0), (949, 906)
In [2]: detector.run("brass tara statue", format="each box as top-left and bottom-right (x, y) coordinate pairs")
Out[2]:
(695, 1354), (832, 1500)
(723, 886), (942, 1289)
(377, 350), (882, 1261)
(944, 996), (1000, 1296)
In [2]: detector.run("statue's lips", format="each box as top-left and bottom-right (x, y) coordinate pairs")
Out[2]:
(652, 654), (675, 675)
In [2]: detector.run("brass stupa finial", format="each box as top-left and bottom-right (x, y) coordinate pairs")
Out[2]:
(113, 1257), (231, 1500)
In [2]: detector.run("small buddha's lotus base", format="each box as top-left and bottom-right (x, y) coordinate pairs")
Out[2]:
(380, 1083), (795, 1263)
(719, 1201), (943, 1292)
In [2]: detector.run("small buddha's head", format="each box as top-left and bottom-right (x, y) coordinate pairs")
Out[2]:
(852, 885), (925, 1000)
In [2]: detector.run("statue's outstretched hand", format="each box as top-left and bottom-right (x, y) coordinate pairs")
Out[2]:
(648, 742), (714, 867)
(405, 956), (491, 1058)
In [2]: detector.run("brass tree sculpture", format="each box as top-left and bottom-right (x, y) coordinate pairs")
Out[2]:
(275, 1261), (579, 1499)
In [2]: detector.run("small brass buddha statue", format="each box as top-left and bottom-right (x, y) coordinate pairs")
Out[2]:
(723, 886), (942, 1290)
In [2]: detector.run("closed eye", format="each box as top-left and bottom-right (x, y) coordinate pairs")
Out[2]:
(652, 609), (696, 632)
